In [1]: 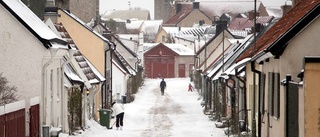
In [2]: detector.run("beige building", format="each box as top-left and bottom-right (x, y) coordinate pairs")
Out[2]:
(237, 1), (320, 136)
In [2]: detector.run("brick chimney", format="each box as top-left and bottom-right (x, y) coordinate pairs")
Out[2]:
(44, 6), (59, 23)
(248, 10), (260, 20)
(281, 4), (292, 16)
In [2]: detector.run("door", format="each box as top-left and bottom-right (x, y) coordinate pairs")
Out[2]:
(178, 64), (185, 77)
(287, 82), (299, 137)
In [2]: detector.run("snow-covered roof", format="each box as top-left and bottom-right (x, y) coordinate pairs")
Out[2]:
(126, 20), (144, 30)
(64, 63), (84, 83)
(165, 44), (194, 56)
(2, 0), (65, 43)
(141, 20), (163, 34)
(101, 10), (151, 21)
(85, 57), (106, 83)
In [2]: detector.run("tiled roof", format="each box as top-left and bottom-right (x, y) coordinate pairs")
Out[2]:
(54, 23), (100, 83)
(163, 4), (193, 26)
(199, 1), (266, 19)
(101, 10), (151, 20)
(237, 0), (320, 62)
(229, 16), (274, 30)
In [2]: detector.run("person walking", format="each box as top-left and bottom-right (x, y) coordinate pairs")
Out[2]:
(188, 83), (193, 92)
(160, 78), (166, 95)
(111, 102), (124, 130)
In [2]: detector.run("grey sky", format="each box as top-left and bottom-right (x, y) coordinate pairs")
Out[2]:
(99, 0), (288, 19)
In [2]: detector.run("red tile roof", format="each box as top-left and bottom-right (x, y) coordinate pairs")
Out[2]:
(236, 0), (320, 62)
(229, 16), (274, 31)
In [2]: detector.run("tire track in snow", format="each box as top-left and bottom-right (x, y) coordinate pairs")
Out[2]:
(141, 82), (183, 137)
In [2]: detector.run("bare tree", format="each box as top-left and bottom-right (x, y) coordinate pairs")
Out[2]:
(0, 73), (18, 106)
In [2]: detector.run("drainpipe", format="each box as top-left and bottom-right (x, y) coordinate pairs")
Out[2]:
(235, 68), (247, 135)
(60, 48), (76, 132)
(42, 47), (58, 135)
(251, 61), (261, 137)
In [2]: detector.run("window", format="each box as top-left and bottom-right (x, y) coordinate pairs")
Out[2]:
(268, 72), (280, 118)
(162, 35), (165, 42)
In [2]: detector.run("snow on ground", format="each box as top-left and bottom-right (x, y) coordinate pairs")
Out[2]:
(61, 78), (227, 137)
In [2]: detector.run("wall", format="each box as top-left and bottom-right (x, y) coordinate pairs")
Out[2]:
(58, 10), (106, 75)
(177, 9), (212, 27)
(304, 62), (320, 137)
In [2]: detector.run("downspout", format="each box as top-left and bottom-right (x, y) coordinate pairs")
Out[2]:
(251, 61), (261, 137)
(104, 48), (110, 109)
(235, 68), (247, 134)
(42, 47), (58, 126)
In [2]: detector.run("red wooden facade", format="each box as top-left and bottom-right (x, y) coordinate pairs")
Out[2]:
(144, 43), (177, 78)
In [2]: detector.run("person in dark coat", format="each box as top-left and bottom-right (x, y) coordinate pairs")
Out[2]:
(160, 78), (166, 95)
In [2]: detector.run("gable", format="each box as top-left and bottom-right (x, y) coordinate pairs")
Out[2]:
(178, 9), (212, 27)
(144, 43), (178, 57)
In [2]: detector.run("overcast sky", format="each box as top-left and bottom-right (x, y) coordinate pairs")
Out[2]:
(100, 0), (288, 19)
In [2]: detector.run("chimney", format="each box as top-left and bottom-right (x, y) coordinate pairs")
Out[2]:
(44, 6), (59, 23)
(102, 31), (112, 40)
(176, 3), (182, 14)
(281, 4), (292, 16)
(255, 23), (262, 32)
(215, 20), (227, 34)
(193, 2), (200, 9)
(248, 10), (260, 20)
(96, 0), (100, 23)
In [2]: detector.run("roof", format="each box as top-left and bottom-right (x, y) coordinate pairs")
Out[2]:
(199, 1), (266, 19)
(1, 0), (67, 47)
(54, 22), (104, 84)
(207, 34), (254, 78)
(237, 0), (320, 62)
(145, 43), (194, 56)
(163, 4), (193, 26)
(101, 10), (151, 20)
(229, 16), (275, 31)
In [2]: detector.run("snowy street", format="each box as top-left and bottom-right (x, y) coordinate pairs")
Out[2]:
(63, 78), (227, 137)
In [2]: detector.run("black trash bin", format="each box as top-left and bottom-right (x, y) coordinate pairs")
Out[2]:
(122, 95), (127, 104)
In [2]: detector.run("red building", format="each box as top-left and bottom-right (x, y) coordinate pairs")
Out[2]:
(144, 43), (194, 78)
